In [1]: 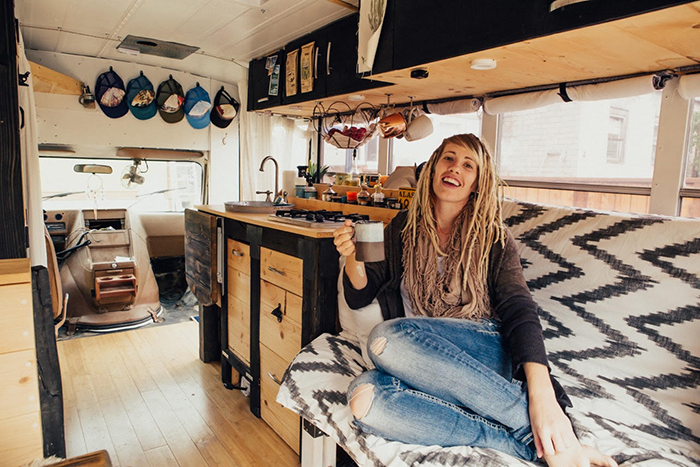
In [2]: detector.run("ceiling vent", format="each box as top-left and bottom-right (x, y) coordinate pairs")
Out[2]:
(116, 35), (199, 60)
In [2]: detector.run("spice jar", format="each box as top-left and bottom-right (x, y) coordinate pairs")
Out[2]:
(346, 191), (358, 204)
(372, 179), (385, 208)
(322, 184), (336, 202)
(357, 183), (371, 206)
(386, 197), (400, 209)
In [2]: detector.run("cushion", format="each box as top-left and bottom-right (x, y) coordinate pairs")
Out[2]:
(337, 256), (384, 369)
(278, 199), (700, 466)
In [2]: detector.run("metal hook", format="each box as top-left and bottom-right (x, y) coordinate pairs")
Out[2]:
(18, 71), (30, 86)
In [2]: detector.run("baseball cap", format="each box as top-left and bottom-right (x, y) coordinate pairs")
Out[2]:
(210, 86), (240, 129)
(126, 71), (157, 120)
(184, 83), (212, 130)
(156, 75), (185, 123)
(95, 66), (128, 119)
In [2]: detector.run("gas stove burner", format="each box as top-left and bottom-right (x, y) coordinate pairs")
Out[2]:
(269, 209), (369, 228)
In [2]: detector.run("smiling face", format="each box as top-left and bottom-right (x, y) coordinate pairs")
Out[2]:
(431, 142), (479, 209)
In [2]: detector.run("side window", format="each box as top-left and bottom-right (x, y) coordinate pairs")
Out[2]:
(498, 91), (662, 214)
(606, 107), (628, 164)
(681, 98), (700, 218)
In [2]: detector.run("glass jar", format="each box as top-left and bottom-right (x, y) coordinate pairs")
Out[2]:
(357, 183), (371, 206)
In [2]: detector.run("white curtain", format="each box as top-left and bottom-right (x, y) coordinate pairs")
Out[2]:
(484, 75), (660, 115)
(239, 80), (311, 201)
(679, 73), (700, 100)
(17, 30), (46, 267)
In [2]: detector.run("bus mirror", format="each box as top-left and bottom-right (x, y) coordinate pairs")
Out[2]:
(74, 164), (113, 174)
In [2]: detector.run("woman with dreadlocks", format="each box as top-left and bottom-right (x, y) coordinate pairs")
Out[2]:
(333, 134), (616, 466)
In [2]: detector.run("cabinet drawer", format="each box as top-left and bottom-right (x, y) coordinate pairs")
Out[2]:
(260, 282), (302, 365)
(227, 268), (250, 305)
(260, 280), (302, 326)
(228, 295), (250, 365)
(260, 344), (299, 454)
(260, 247), (303, 296)
(227, 239), (250, 274)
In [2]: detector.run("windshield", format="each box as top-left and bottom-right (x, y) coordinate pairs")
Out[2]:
(40, 157), (203, 212)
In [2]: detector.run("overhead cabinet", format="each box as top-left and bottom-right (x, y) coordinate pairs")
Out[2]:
(248, 14), (392, 111)
(247, 50), (284, 111)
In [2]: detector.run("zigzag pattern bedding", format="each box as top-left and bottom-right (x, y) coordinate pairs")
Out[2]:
(277, 200), (700, 466)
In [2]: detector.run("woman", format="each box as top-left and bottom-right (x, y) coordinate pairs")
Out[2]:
(333, 134), (616, 466)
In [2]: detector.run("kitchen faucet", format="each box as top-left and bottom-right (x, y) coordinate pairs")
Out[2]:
(257, 156), (279, 203)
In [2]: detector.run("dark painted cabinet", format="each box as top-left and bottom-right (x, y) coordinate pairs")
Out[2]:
(326, 14), (391, 97)
(282, 29), (328, 105)
(246, 50), (284, 111)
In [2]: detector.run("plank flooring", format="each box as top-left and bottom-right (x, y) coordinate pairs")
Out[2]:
(58, 321), (300, 467)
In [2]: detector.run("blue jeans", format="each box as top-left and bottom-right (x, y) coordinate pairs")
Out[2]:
(347, 317), (539, 462)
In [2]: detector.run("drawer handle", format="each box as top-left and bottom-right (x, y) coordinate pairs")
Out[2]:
(270, 303), (283, 323)
(268, 266), (286, 276)
(267, 372), (282, 385)
(231, 249), (244, 257)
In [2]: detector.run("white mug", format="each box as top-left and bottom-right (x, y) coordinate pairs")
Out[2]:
(404, 114), (434, 142)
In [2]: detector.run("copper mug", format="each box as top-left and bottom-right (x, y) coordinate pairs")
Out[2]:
(378, 112), (407, 138)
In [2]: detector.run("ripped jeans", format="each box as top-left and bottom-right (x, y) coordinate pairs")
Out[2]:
(346, 317), (539, 462)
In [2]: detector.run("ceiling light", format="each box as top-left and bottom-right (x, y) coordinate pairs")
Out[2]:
(470, 59), (497, 70)
(116, 45), (140, 56)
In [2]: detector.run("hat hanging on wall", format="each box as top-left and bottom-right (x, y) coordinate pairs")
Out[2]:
(126, 71), (157, 120)
(156, 75), (185, 123)
(210, 86), (240, 129)
(95, 66), (128, 118)
(184, 83), (212, 130)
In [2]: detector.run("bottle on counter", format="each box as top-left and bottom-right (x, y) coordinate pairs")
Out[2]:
(322, 184), (336, 202)
(346, 190), (358, 204)
(304, 183), (317, 199)
(294, 176), (306, 198)
(357, 181), (371, 206)
(372, 177), (385, 208)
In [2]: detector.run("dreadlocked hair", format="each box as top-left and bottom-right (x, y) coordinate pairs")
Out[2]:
(402, 134), (506, 319)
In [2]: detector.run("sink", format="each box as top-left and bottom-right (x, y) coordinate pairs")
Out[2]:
(224, 201), (292, 213)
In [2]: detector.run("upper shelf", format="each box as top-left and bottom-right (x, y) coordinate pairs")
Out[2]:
(262, 2), (700, 117)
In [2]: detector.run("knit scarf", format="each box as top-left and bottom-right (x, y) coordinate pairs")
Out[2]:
(402, 206), (493, 320)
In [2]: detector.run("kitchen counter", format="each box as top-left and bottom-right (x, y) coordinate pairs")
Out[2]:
(195, 204), (336, 238)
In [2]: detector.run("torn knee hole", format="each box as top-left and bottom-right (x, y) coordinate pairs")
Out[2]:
(349, 384), (374, 420)
(370, 336), (387, 356)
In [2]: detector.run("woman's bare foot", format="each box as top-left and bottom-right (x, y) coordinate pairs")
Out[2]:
(544, 442), (617, 467)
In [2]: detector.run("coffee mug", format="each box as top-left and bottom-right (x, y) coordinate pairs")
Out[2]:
(378, 112), (407, 139)
(354, 220), (385, 263)
(404, 114), (434, 142)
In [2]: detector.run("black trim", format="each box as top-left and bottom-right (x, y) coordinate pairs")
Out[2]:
(31, 266), (66, 459)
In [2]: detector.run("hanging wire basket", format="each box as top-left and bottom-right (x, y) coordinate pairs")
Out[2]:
(313, 101), (379, 149)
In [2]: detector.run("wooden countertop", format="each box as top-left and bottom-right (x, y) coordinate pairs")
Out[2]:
(195, 205), (336, 239)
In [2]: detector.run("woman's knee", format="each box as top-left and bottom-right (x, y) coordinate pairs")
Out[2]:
(347, 371), (382, 420)
(367, 319), (404, 359)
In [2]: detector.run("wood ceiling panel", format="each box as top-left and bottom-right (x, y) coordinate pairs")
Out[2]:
(118, 0), (210, 43)
(63, 0), (140, 37)
(17, 0), (79, 29)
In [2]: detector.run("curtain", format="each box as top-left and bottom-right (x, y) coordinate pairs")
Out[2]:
(239, 78), (311, 201)
(17, 30), (46, 267)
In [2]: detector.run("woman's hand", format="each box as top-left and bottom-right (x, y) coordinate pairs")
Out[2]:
(334, 220), (368, 290)
(523, 363), (577, 457)
(333, 219), (356, 257)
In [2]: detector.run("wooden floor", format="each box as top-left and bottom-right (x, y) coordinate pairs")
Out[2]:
(58, 321), (300, 467)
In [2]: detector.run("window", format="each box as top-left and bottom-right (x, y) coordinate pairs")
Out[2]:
(40, 157), (203, 212)
(391, 113), (481, 172)
(323, 137), (379, 177)
(498, 92), (662, 213)
(681, 97), (700, 218)
(607, 107), (628, 163)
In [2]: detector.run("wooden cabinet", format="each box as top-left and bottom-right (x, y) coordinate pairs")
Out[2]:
(259, 248), (303, 453)
(216, 215), (339, 455)
(227, 239), (250, 365)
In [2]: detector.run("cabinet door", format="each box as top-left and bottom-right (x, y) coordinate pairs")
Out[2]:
(247, 50), (284, 111)
(326, 14), (392, 97)
(282, 29), (327, 105)
(184, 209), (218, 306)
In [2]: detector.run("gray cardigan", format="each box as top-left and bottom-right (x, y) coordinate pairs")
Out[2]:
(343, 210), (572, 408)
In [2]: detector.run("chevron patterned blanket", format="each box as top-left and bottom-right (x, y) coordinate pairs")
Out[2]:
(277, 200), (700, 466)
